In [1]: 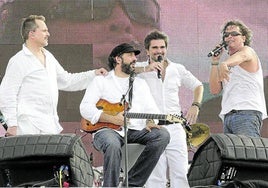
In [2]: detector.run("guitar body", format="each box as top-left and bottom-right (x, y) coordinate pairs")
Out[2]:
(81, 99), (125, 133)
(81, 99), (188, 133)
(81, 119), (122, 133)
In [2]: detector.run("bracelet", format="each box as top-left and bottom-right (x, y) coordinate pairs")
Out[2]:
(211, 62), (219, 66)
(192, 102), (201, 110)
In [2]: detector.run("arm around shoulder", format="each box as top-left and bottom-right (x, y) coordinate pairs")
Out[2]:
(94, 68), (108, 76)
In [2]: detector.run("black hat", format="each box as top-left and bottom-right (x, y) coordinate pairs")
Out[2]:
(108, 43), (140, 70)
(109, 43), (140, 58)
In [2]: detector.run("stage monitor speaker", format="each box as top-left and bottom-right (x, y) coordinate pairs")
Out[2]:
(188, 133), (268, 187)
(0, 134), (93, 187)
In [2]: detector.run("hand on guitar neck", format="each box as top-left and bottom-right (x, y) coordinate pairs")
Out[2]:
(81, 99), (190, 133)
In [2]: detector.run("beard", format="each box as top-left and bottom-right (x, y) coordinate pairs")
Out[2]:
(121, 60), (135, 75)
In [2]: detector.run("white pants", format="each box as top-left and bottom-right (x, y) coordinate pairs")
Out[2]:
(146, 124), (190, 188)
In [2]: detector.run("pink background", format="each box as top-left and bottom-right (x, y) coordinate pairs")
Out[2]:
(0, 0), (268, 166)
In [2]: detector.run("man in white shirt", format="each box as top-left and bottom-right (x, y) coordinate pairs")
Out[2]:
(136, 30), (204, 188)
(0, 15), (107, 136)
(80, 43), (170, 187)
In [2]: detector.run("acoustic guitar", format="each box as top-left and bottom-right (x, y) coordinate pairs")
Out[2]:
(81, 99), (188, 133)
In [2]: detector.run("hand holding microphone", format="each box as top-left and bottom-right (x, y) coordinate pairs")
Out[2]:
(207, 42), (227, 57)
(157, 55), (163, 79)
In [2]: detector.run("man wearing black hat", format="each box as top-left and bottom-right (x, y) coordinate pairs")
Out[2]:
(80, 43), (170, 187)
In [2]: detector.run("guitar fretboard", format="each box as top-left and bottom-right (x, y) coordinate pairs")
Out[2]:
(125, 113), (167, 120)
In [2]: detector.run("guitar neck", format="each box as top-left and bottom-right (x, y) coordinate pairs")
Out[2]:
(125, 113), (167, 120)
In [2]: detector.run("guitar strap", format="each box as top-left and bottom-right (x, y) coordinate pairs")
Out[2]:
(128, 72), (135, 110)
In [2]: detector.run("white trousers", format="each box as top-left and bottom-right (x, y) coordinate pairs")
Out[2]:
(146, 124), (190, 188)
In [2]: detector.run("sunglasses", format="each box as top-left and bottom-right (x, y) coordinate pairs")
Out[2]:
(46, 0), (160, 27)
(223, 31), (242, 38)
(3, 0), (160, 27)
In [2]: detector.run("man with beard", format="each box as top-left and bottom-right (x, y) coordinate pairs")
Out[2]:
(80, 43), (170, 187)
(0, 0), (161, 68)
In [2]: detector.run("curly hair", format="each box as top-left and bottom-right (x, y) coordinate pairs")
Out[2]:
(221, 20), (252, 46)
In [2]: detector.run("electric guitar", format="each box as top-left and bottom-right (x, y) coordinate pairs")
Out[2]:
(81, 99), (189, 133)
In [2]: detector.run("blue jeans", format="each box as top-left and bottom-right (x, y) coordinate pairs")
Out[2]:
(223, 110), (262, 137)
(93, 128), (170, 187)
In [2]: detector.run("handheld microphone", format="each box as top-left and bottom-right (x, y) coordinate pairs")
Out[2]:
(157, 55), (163, 79)
(207, 43), (227, 57)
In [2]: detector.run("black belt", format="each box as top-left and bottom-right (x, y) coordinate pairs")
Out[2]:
(229, 109), (239, 114)
(226, 109), (260, 116)
(225, 110), (240, 117)
(158, 120), (174, 125)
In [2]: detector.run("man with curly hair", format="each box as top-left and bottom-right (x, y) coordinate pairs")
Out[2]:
(209, 20), (267, 137)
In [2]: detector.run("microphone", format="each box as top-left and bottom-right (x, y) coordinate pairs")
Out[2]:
(120, 72), (136, 106)
(0, 111), (8, 131)
(130, 71), (136, 82)
(207, 43), (227, 57)
(157, 55), (163, 79)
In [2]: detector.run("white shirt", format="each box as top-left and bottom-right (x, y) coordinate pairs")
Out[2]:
(80, 70), (160, 136)
(220, 59), (267, 120)
(136, 59), (202, 114)
(138, 59), (201, 188)
(0, 44), (96, 134)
